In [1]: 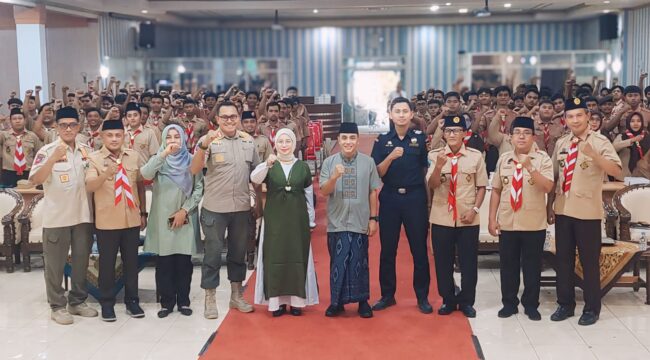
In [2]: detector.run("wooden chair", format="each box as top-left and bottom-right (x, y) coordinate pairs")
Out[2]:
(613, 184), (650, 304)
(18, 194), (44, 272)
(0, 189), (24, 273)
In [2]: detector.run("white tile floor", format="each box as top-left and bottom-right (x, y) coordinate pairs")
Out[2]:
(1, 255), (648, 360)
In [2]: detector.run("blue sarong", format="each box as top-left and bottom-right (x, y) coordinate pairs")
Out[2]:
(327, 231), (370, 306)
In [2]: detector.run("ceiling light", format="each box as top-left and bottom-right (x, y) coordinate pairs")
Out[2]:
(611, 59), (622, 73)
(430, 5), (440, 12)
(506, 55), (514, 64)
(313, 9), (319, 14)
(504, 3), (511, 8)
(529, 56), (538, 65)
(458, 8), (468, 14)
(603, 9), (611, 13)
(99, 65), (109, 79)
(596, 60), (606, 72)
(603, 1), (610, 4)
(445, 2), (451, 5)
(177, 64), (186, 74)
(141, 10), (148, 14)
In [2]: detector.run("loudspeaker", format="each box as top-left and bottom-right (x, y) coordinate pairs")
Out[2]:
(599, 14), (618, 41)
(139, 22), (155, 49)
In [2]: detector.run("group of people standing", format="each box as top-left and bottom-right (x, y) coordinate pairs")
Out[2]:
(5, 74), (647, 328)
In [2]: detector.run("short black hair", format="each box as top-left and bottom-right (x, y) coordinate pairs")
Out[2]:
(612, 85), (624, 93)
(245, 91), (259, 99)
(389, 97), (413, 111)
(80, 93), (92, 100)
(477, 87), (492, 96)
(85, 107), (101, 117)
(428, 99), (443, 106)
(493, 86), (512, 96)
(216, 100), (238, 114)
(433, 89), (445, 96)
(550, 93), (565, 102)
(115, 94), (127, 104)
(141, 92), (153, 100)
(286, 86), (298, 93)
(584, 96), (598, 104)
(139, 103), (150, 111)
(151, 93), (164, 100)
(266, 101), (280, 111)
(444, 92), (461, 101)
(539, 99), (554, 107)
(7, 98), (23, 106)
(462, 91), (477, 103)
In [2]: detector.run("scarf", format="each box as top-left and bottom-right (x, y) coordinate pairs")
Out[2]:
(275, 128), (296, 163)
(622, 112), (650, 173)
(158, 124), (193, 196)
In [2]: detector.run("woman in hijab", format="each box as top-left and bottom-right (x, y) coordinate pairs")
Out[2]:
(250, 128), (317, 317)
(613, 112), (650, 178)
(141, 124), (204, 318)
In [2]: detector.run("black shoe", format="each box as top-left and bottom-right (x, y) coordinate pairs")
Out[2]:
(325, 305), (343, 317)
(460, 305), (477, 318)
(246, 252), (255, 270)
(578, 311), (599, 326)
(524, 308), (542, 321)
(126, 302), (145, 318)
(157, 308), (172, 318)
(358, 301), (373, 318)
(289, 306), (302, 316)
(272, 305), (287, 317)
(178, 306), (193, 316)
(498, 307), (518, 318)
(417, 298), (433, 314)
(371, 296), (396, 311)
(550, 306), (575, 322)
(101, 306), (116, 322)
(438, 304), (456, 315)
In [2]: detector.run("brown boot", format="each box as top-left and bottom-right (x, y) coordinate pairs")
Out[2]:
(204, 289), (219, 319)
(229, 282), (253, 313)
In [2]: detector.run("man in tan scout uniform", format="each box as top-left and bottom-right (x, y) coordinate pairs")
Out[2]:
(80, 108), (104, 151)
(427, 115), (488, 318)
(85, 119), (147, 322)
(533, 100), (565, 156)
(123, 102), (159, 165)
(547, 97), (622, 326)
(163, 99), (208, 153)
(191, 100), (261, 319)
(488, 116), (554, 321)
(29, 107), (97, 325)
(0, 108), (42, 187)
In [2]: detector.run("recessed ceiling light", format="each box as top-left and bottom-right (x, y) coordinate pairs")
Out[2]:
(313, 9), (319, 14)
(603, 1), (610, 4)
(141, 10), (148, 14)
(504, 3), (512, 8)
(445, 2), (451, 5)
(458, 8), (468, 14)
(603, 9), (611, 13)
(430, 5), (440, 12)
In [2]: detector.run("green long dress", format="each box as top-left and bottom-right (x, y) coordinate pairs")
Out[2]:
(263, 160), (312, 299)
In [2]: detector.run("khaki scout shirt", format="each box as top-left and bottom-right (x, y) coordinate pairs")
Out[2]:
(552, 130), (622, 220)
(253, 134), (273, 161)
(534, 119), (566, 156)
(258, 122), (286, 144)
(491, 150), (553, 231)
(45, 128), (89, 147)
(170, 116), (208, 147)
(125, 126), (159, 165)
(0, 130), (42, 171)
(427, 144), (488, 227)
(480, 108), (517, 134)
(200, 130), (261, 213)
(29, 140), (94, 228)
(86, 147), (144, 230)
(80, 126), (104, 151)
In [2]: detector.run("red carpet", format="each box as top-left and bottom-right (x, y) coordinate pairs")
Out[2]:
(201, 135), (478, 360)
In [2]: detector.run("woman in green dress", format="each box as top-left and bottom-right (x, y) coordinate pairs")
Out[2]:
(251, 128), (317, 316)
(141, 124), (204, 318)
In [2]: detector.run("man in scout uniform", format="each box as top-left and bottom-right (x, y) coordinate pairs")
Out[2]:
(534, 100), (565, 156)
(488, 117), (554, 321)
(370, 97), (432, 314)
(320, 122), (381, 318)
(241, 110), (272, 269)
(163, 99), (208, 152)
(85, 119), (147, 322)
(0, 108), (42, 187)
(147, 93), (166, 135)
(547, 97), (622, 326)
(258, 102), (286, 148)
(190, 101), (261, 319)
(29, 106), (96, 325)
(427, 115), (488, 318)
(124, 102), (159, 165)
(81, 108), (104, 151)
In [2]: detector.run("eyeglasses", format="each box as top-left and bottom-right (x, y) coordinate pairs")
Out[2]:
(512, 130), (534, 136)
(219, 115), (239, 122)
(57, 122), (80, 130)
(443, 128), (464, 135)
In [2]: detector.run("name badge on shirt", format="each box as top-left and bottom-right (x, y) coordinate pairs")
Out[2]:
(59, 174), (70, 183)
(409, 138), (419, 147)
(213, 153), (225, 163)
(386, 140), (394, 147)
(580, 161), (589, 170)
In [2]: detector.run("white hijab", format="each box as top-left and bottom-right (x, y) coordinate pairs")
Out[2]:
(275, 128), (296, 163)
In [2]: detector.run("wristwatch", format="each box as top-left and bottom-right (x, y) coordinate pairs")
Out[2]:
(472, 207), (480, 214)
(197, 141), (209, 151)
(369, 216), (379, 222)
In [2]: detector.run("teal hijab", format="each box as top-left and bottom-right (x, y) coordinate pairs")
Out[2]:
(158, 124), (193, 196)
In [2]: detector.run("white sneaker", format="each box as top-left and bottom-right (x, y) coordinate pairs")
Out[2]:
(51, 309), (74, 325)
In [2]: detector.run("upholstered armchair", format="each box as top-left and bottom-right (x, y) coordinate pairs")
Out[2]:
(0, 189), (24, 273)
(18, 194), (44, 272)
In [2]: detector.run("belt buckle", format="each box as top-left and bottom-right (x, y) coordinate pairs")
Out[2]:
(397, 188), (407, 194)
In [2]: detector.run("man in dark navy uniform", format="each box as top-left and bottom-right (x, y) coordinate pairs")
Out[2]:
(371, 97), (432, 314)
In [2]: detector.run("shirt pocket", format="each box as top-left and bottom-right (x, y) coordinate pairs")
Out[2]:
(242, 143), (255, 163)
(52, 162), (74, 189)
(210, 144), (231, 166)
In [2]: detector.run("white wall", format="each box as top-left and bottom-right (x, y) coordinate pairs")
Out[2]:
(46, 21), (100, 98)
(0, 29), (19, 107)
